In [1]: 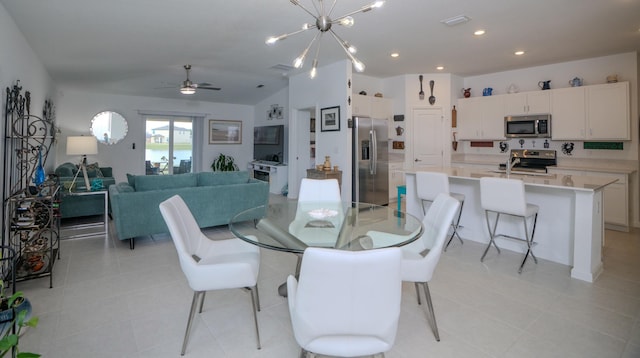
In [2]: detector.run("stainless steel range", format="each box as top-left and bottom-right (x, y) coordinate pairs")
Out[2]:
(498, 149), (557, 173)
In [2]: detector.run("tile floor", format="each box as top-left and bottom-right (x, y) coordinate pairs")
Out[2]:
(16, 197), (640, 358)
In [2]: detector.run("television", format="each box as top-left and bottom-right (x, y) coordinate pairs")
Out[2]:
(254, 125), (284, 163)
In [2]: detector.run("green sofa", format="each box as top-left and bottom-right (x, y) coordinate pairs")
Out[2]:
(109, 171), (269, 249)
(55, 162), (116, 219)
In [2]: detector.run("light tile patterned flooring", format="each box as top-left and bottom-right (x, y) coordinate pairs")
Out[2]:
(17, 197), (640, 357)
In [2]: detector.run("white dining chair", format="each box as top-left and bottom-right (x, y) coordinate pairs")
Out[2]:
(400, 193), (460, 341)
(298, 177), (341, 202)
(159, 195), (261, 355)
(480, 177), (539, 273)
(416, 171), (466, 251)
(287, 247), (402, 357)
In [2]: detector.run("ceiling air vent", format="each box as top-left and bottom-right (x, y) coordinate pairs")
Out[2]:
(270, 63), (296, 72)
(441, 15), (471, 26)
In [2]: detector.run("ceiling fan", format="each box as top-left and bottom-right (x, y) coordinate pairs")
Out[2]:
(176, 65), (221, 94)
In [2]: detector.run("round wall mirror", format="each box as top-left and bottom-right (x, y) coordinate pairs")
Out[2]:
(90, 111), (128, 145)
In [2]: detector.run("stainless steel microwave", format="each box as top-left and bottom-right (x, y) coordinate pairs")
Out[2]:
(504, 114), (551, 138)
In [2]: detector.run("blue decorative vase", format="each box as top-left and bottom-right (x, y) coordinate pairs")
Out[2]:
(33, 146), (46, 187)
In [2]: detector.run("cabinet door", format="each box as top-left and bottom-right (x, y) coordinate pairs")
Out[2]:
(481, 95), (506, 140)
(551, 87), (586, 140)
(604, 183), (628, 226)
(586, 82), (630, 140)
(352, 95), (371, 117)
(371, 97), (392, 119)
(456, 98), (482, 139)
(526, 91), (550, 114)
(504, 93), (528, 115)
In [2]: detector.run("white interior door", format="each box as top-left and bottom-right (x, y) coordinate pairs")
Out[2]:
(289, 108), (312, 199)
(412, 108), (444, 168)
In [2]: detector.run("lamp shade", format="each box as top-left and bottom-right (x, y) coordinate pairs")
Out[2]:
(66, 136), (98, 156)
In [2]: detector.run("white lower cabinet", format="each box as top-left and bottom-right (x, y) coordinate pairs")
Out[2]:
(548, 168), (629, 230)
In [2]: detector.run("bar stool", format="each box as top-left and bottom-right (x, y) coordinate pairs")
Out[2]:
(479, 177), (539, 273)
(416, 171), (465, 251)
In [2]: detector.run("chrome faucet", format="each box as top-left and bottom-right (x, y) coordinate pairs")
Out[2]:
(506, 157), (521, 176)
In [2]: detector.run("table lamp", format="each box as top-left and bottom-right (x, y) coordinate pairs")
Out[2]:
(66, 136), (98, 192)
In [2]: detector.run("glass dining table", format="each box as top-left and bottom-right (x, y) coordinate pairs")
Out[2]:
(229, 201), (423, 296)
(229, 201), (424, 254)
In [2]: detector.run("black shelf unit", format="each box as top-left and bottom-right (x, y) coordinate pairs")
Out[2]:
(2, 82), (60, 288)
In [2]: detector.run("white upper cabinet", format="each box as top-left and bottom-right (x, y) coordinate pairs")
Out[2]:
(352, 95), (391, 119)
(457, 95), (506, 140)
(551, 82), (629, 140)
(551, 86), (586, 139)
(504, 91), (550, 115)
(586, 82), (630, 140)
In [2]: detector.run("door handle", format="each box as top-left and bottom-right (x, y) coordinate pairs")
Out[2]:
(414, 158), (422, 162)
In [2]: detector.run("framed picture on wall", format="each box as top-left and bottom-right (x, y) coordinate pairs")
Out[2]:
(320, 106), (340, 132)
(209, 120), (242, 144)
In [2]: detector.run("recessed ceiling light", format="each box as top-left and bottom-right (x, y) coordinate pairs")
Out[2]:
(515, 51), (525, 56)
(390, 52), (399, 58)
(474, 30), (485, 36)
(436, 66), (444, 70)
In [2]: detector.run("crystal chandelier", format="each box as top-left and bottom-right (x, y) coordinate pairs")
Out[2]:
(266, 0), (385, 78)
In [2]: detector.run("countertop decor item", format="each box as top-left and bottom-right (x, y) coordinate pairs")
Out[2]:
(482, 87), (493, 96)
(538, 80), (551, 90)
(451, 105), (457, 127)
(569, 77), (583, 87)
(462, 88), (471, 98)
(265, 0), (385, 77)
(419, 75), (425, 100)
(507, 84), (519, 93)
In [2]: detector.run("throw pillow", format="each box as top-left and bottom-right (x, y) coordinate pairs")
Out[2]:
(85, 162), (104, 178)
(126, 173), (136, 188)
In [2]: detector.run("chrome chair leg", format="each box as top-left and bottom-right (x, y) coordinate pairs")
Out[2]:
(414, 282), (422, 305)
(248, 285), (261, 349)
(518, 213), (539, 273)
(444, 200), (465, 251)
(481, 211), (501, 262)
(198, 291), (206, 313)
(421, 282), (440, 341)
(181, 291), (202, 355)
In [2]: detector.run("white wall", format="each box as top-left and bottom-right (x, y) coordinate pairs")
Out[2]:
(0, 2), (55, 169)
(288, 60), (351, 200)
(55, 87), (254, 183)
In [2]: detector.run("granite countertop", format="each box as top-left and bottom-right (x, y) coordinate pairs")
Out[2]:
(406, 166), (617, 192)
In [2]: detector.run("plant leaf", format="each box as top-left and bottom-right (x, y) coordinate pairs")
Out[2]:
(17, 353), (41, 358)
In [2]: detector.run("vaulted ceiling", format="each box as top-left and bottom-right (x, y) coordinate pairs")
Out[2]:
(2, 0), (639, 105)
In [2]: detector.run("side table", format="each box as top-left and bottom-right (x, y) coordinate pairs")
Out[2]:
(62, 190), (109, 239)
(306, 169), (343, 189)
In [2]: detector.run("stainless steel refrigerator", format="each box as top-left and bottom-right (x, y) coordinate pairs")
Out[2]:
(352, 116), (389, 205)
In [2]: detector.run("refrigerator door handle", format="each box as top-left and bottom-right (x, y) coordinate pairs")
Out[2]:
(371, 129), (377, 174)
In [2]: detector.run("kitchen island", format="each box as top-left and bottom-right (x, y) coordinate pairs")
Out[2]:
(405, 167), (617, 282)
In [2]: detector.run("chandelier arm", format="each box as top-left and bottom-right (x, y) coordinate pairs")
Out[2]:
(294, 31), (322, 68)
(335, 1), (384, 19)
(267, 25), (317, 44)
(292, 0), (320, 19)
(329, 29), (365, 71)
(327, 0), (338, 17)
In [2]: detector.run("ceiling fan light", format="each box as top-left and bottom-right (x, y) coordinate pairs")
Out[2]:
(180, 86), (195, 95)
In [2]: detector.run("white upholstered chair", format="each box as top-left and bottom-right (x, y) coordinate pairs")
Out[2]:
(287, 247), (402, 357)
(400, 193), (460, 341)
(297, 178), (341, 202)
(416, 171), (465, 251)
(479, 177), (539, 273)
(159, 195), (261, 355)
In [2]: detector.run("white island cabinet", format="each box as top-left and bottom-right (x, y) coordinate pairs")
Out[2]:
(405, 168), (617, 283)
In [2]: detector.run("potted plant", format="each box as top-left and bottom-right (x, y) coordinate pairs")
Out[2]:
(211, 153), (239, 172)
(0, 282), (39, 358)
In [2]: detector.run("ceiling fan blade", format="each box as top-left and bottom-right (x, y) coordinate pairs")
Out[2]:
(197, 86), (221, 91)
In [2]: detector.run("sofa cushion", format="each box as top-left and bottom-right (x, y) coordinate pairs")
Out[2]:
(55, 162), (78, 177)
(115, 182), (135, 193)
(197, 171), (249, 186)
(100, 167), (113, 177)
(134, 173), (197, 191)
